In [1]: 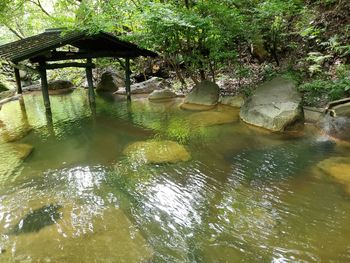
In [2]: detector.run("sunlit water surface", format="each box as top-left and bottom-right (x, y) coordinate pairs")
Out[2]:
(0, 90), (350, 262)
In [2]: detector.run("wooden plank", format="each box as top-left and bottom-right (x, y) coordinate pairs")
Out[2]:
(86, 58), (95, 104)
(14, 65), (22, 94)
(38, 61), (51, 112)
(45, 62), (96, 70)
(125, 57), (131, 101)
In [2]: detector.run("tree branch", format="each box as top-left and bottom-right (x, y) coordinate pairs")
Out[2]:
(29, 0), (52, 17)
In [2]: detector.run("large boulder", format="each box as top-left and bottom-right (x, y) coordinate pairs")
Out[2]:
(240, 77), (303, 132)
(148, 88), (177, 101)
(115, 77), (169, 95)
(123, 140), (191, 164)
(96, 70), (124, 92)
(180, 80), (219, 111)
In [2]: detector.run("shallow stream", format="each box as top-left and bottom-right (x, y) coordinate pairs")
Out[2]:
(0, 90), (350, 262)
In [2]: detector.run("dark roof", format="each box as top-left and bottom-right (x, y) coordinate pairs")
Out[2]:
(0, 29), (157, 63)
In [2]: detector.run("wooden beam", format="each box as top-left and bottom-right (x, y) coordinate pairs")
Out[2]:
(86, 58), (95, 105)
(45, 62), (96, 70)
(14, 64), (22, 94)
(30, 51), (142, 63)
(125, 57), (131, 101)
(38, 61), (51, 112)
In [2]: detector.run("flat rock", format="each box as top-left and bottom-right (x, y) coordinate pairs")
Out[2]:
(148, 89), (177, 101)
(220, 95), (245, 108)
(188, 111), (238, 127)
(123, 140), (191, 164)
(240, 77), (303, 132)
(181, 80), (219, 110)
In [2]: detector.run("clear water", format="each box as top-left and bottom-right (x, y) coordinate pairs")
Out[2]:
(0, 90), (350, 262)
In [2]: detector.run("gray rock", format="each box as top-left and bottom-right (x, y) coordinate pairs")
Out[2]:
(96, 70), (124, 92)
(240, 77), (303, 132)
(115, 77), (169, 95)
(148, 88), (177, 101)
(184, 80), (219, 106)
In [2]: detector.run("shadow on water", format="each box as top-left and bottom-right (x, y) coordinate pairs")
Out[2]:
(8, 204), (62, 235)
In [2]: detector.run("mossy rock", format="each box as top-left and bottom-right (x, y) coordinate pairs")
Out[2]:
(179, 103), (216, 111)
(188, 111), (238, 127)
(123, 140), (191, 164)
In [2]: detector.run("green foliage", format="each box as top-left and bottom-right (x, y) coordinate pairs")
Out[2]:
(299, 75), (350, 106)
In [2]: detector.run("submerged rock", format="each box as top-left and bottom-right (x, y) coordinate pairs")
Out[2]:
(188, 111), (238, 127)
(240, 77), (303, 132)
(148, 88), (177, 101)
(317, 157), (350, 193)
(9, 204), (62, 235)
(123, 140), (191, 164)
(96, 70), (124, 92)
(8, 143), (34, 160)
(1, 126), (32, 143)
(181, 80), (219, 110)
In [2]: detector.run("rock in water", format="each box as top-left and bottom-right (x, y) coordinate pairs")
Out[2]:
(181, 80), (220, 111)
(123, 140), (191, 164)
(148, 88), (177, 101)
(220, 95), (245, 108)
(8, 143), (34, 160)
(48, 80), (74, 90)
(240, 77), (303, 132)
(9, 204), (62, 235)
(97, 70), (124, 92)
(115, 77), (169, 95)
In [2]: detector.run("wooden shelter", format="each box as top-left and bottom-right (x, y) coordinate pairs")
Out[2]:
(0, 28), (157, 111)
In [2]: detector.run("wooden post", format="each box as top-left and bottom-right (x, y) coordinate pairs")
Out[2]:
(125, 57), (131, 101)
(86, 58), (95, 104)
(14, 65), (22, 94)
(38, 61), (51, 112)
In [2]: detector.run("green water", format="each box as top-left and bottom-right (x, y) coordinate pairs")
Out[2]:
(0, 90), (350, 262)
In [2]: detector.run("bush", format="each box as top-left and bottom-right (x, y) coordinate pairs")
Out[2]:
(298, 77), (350, 107)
